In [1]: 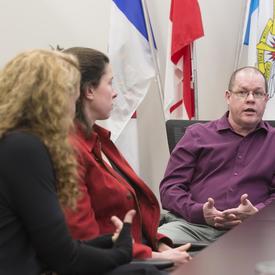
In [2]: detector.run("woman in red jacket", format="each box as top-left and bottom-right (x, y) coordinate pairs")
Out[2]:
(63, 47), (191, 264)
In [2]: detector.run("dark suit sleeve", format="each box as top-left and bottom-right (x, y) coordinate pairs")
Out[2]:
(83, 234), (113, 248)
(1, 132), (132, 274)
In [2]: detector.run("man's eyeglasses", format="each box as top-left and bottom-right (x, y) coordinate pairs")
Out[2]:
(229, 90), (267, 100)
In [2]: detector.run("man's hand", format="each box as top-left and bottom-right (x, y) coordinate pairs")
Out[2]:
(203, 198), (242, 229)
(222, 194), (258, 222)
(203, 197), (224, 227)
(111, 209), (136, 242)
(213, 213), (242, 229)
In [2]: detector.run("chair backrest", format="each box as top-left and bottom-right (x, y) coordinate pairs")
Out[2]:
(166, 119), (275, 154)
(166, 120), (208, 153)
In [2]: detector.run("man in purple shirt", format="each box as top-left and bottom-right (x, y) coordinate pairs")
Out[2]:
(159, 66), (275, 244)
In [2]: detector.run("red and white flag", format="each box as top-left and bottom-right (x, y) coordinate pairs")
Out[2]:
(164, 0), (204, 120)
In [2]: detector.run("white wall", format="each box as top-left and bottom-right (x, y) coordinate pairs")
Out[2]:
(0, 0), (246, 204)
(196, 0), (246, 119)
(0, 0), (110, 65)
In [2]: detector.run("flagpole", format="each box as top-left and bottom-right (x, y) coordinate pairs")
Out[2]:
(234, 0), (250, 69)
(141, 0), (165, 110)
(192, 42), (199, 120)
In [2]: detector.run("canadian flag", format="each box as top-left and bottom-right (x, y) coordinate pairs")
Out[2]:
(164, 0), (204, 119)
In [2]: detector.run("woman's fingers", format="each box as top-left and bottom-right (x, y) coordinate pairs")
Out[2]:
(110, 216), (123, 232)
(175, 243), (191, 252)
(110, 209), (136, 236)
(123, 209), (136, 223)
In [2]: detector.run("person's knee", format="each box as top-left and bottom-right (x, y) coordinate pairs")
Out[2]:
(158, 221), (187, 239)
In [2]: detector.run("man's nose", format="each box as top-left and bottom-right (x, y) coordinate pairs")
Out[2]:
(246, 91), (255, 100)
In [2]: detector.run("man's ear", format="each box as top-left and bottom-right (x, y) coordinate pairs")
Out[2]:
(225, 90), (231, 104)
(84, 86), (94, 100)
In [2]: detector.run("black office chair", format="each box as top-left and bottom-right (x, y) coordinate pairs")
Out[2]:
(266, 120), (275, 128)
(166, 119), (275, 153)
(166, 120), (208, 153)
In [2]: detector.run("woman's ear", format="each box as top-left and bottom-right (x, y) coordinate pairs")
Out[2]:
(84, 86), (94, 100)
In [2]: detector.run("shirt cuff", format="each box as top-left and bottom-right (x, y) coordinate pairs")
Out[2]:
(190, 203), (205, 224)
(255, 202), (266, 211)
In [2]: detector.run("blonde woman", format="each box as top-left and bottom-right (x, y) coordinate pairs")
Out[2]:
(0, 49), (140, 275)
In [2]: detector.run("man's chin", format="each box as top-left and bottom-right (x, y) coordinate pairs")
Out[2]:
(241, 117), (260, 128)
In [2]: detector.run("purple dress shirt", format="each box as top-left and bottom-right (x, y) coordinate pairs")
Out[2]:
(160, 113), (275, 225)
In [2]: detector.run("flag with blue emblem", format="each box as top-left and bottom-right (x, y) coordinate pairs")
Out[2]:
(242, 0), (275, 104)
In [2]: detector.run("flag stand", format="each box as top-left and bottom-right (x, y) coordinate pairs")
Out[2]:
(234, 1), (249, 69)
(192, 42), (199, 120)
(141, 0), (166, 121)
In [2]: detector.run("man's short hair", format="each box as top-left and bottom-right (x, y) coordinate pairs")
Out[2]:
(228, 66), (268, 95)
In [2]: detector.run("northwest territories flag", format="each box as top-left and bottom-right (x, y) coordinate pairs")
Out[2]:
(101, 0), (155, 141)
(243, 0), (275, 100)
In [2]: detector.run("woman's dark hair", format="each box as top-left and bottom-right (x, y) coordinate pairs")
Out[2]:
(63, 47), (109, 128)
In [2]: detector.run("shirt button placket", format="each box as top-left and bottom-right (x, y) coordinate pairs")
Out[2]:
(234, 144), (243, 176)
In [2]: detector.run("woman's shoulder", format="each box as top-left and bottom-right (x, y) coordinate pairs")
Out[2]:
(0, 131), (53, 177)
(4, 130), (44, 147)
(0, 131), (47, 157)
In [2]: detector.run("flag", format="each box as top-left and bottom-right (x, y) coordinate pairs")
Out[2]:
(100, 0), (155, 142)
(242, 0), (275, 118)
(164, 0), (204, 120)
(243, 0), (260, 67)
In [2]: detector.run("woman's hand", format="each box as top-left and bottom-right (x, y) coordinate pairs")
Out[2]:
(158, 242), (173, 252)
(111, 209), (136, 242)
(152, 243), (192, 265)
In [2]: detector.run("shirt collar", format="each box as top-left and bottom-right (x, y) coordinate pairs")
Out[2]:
(74, 122), (111, 152)
(93, 124), (111, 139)
(216, 111), (268, 133)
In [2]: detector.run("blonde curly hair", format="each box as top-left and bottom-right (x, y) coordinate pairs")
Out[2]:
(0, 49), (80, 208)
